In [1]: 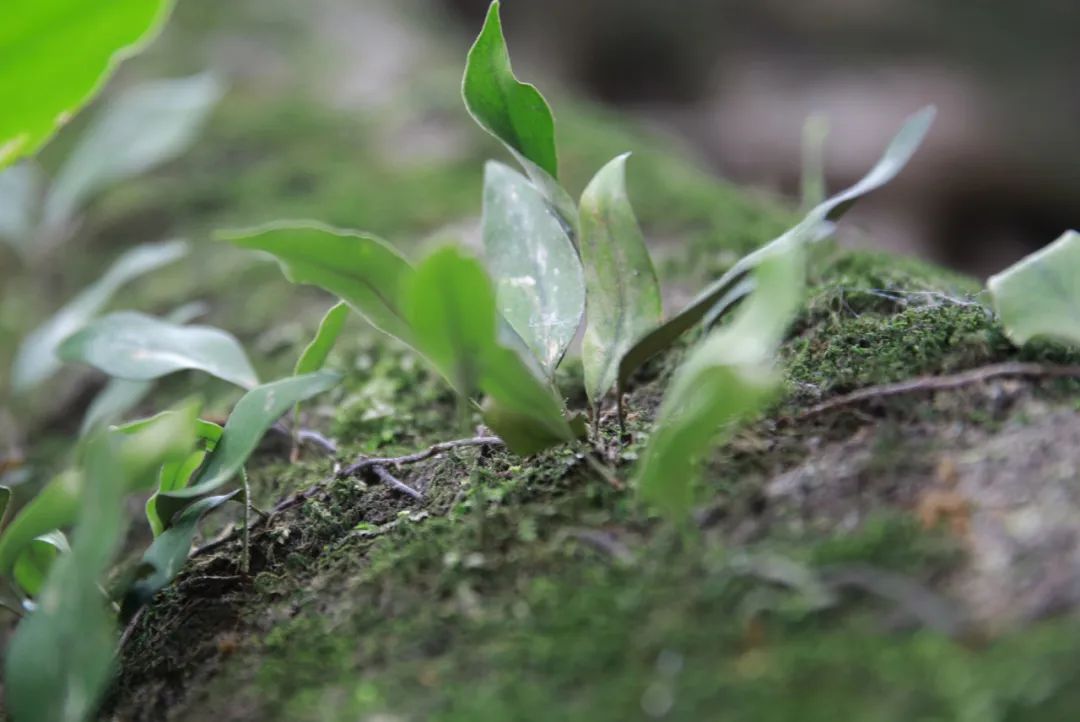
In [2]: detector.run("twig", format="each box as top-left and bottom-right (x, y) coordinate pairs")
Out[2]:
(340, 436), (502, 478)
(295, 428), (338, 455)
(371, 465), (423, 500)
(796, 362), (1080, 420)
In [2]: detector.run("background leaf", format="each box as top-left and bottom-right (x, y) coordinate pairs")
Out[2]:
(221, 222), (416, 347)
(635, 248), (806, 518)
(0, 471), (81, 576)
(482, 161), (585, 374)
(154, 372), (341, 525)
(294, 301), (349, 376)
(617, 106), (936, 395)
(12, 530), (69, 598)
(42, 72), (223, 232)
(11, 239), (189, 392)
(0, 0), (175, 170)
(403, 247), (577, 454)
(0, 163), (43, 253)
(988, 230), (1080, 346)
(58, 310), (259, 389)
(578, 153), (662, 405)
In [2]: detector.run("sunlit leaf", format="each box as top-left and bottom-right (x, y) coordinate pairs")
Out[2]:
(58, 310), (259, 389)
(617, 106), (936, 394)
(578, 153), (661, 406)
(220, 221), (416, 347)
(124, 491), (236, 614)
(988, 230), (1080, 346)
(12, 530), (69, 597)
(0, 162), (43, 253)
(11, 239), (189, 392)
(403, 247), (577, 454)
(0, 0), (175, 171)
(0, 470), (81, 576)
(635, 248), (806, 518)
(42, 72), (224, 232)
(154, 372), (341, 525)
(482, 161), (584, 373)
(4, 408), (195, 722)
(79, 301), (209, 435)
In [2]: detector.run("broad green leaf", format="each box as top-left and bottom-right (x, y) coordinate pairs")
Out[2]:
(0, 470), (81, 576)
(617, 106), (936, 394)
(12, 239), (189, 392)
(145, 419), (222, 536)
(463, 1), (558, 180)
(58, 310), (259, 389)
(154, 372), (341, 525)
(635, 248), (806, 518)
(12, 530), (69, 598)
(0, 0), (175, 170)
(220, 221), (416, 347)
(403, 247), (576, 454)
(482, 161), (584, 373)
(294, 301), (350, 376)
(125, 491), (236, 613)
(0, 162), (42, 253)
(42, 73), (224, 231)
(578, 153), (662, 405)
(988, 230), (1080, 346)
(4, 409), (194, 722)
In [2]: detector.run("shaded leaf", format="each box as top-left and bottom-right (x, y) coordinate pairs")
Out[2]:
(617, 106), (936, 394)
(12, 530), (69, 598)
(403, 247), (577, 454)
(154, 372), (340, 525)
(58, 310), (259, 389)
(0, 485), (10, 529)
(0, 0), (175, 170)
(635, 248), (806, 518)
(988, 230), (1080, 346)
(125, 491), (236, 614)
(482, 161), (584, 373)
(4, 408), (195, 722)
(145, 419), (222, 536)
(12, 239), (189, 392)
(578, 153), (662, 405)
(79, 301), (209, 435)
(0, 162), (42, 253)
(42, 72), (223, 231)
(295, 300), (349, 376)
(220, 221), (416, 346)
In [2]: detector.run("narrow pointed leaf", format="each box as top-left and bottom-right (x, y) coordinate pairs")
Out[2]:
(579, 153), (661, 405)
(482, 161), (584, 373)
(125, 491), (237, 613)
(43, 72), (223, 229)
(617, 106), (935, 393)
(295, 301), (350, 375)
(154, 372), (341, 525)
(12, 530), (69, 597)
(463, 1), (558, 180)
(0, 0), (175, 170)
(220, 221), (416, 347)
(636, 248), (806, 518)
(403, 247), (576, 454)
(58, 310), (259, 388)
(145, 419), (221, 536)
(988, 230), (1080, 346)
(12, 239), (189, 391)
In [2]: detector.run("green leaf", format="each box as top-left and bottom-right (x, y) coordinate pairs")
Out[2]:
(145, 419), (222, 536)
(58, 310), (259, 389)
(578, 153), (662, 405)
(463, 1), (558, 180)
(403, 247), (577, 454)
(617, 106), (936, 394)
(12, 239), (189, 392)
(294, 301), (350, 376)
(0, 162), (43, 253)
(0, 470), (81, 576)
(12, 530), (69, 598)
(220, 221), (416, 347)
(4, 409), (195, 722)
(79, 301), (209, 435)
(42, 72), (223, 231)
(125, 491), (236, 614)
(988, 230), (1080, 346)
(482, 161), (584, 374)
(154, 372), (341, 525)
(0, 0), (175, 171)
(635, 247), (806, 518)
